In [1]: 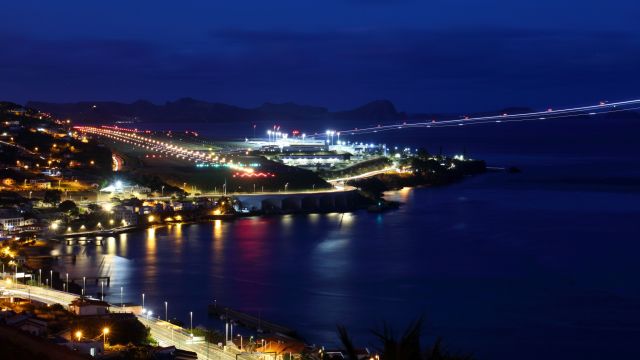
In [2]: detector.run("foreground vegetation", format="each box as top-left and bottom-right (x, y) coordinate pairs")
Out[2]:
(334, 318), (473, 360)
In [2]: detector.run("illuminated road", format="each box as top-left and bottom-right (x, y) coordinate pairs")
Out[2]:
(3, 284), (78, 305)
(137, 316), (247, 360)
(326, 167), (397, 183)
(0, 139), (47, 160)
(3, 284), (258, 360)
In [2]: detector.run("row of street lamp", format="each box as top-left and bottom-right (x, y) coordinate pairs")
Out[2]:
(142, 293), (192, 333)
(9, 268), (249, 351)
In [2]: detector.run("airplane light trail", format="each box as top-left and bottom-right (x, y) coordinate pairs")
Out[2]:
(330, 98), (640, 136)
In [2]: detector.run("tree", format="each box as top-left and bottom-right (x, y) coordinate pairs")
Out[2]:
(417, 148), (431, 159)
(104, 318), (150, 346)
(58, 200), (78, 214)
(43, 190), (62, 205)
(123, 197), (143, 207)
(192, 327), (224, 344)
(336, 318), (474, 360)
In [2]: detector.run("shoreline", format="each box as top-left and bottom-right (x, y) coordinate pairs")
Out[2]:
(48, 168), (494, 241)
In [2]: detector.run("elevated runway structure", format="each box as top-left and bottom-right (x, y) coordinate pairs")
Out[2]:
(236, 188), (362, 213)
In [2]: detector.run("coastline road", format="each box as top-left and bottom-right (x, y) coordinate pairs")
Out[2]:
(137, 316), (248, 360)
(3, 284), (77, 305)
(3, 284), (257, 359)
(326, 167), (397, 183)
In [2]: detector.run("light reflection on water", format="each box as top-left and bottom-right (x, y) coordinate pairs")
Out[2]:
(51, 165), (640, 360)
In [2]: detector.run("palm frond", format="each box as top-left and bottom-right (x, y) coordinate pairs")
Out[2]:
(336, 324), (359, 360)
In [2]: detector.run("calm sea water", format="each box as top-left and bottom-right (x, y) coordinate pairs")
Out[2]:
(55, 117), (640, 359)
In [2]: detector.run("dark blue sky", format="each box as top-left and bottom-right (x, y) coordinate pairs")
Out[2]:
(1, 0), (639, 112)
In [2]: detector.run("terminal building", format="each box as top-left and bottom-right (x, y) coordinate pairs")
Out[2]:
(278, 153), (351, 167)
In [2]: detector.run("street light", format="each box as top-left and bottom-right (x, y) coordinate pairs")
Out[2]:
(190, 311), (193, 335)
(120, 286), (123, 308)
(75, 330), (82, 342)
(101, 281), (104, 301)
(165, 301), (168, 321)
(50, 270), (53, 289)
(161, 185), (165, 197)
(39, 269), (42, 286)
(102, 327), (109, 346)
(142, 293), (145, 309)
(82, 276), (86, 296)
(237, 334), (243, 350)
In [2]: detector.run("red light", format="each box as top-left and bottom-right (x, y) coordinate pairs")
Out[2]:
(233, 172), (275, 178)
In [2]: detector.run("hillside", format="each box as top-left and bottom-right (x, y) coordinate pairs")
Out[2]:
(27, 99), (407, 125)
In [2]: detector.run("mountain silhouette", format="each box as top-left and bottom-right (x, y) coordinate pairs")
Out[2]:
(27, 99), (406, 125)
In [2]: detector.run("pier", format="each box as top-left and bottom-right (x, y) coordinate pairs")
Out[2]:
(62, 237), (104, 246)
(69, 275), (111, 286)
(208, 303), (298, 338)
(52, 225), (140, 241)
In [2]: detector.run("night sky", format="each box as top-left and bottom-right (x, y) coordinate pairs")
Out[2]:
(1, 0), (639, 112)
